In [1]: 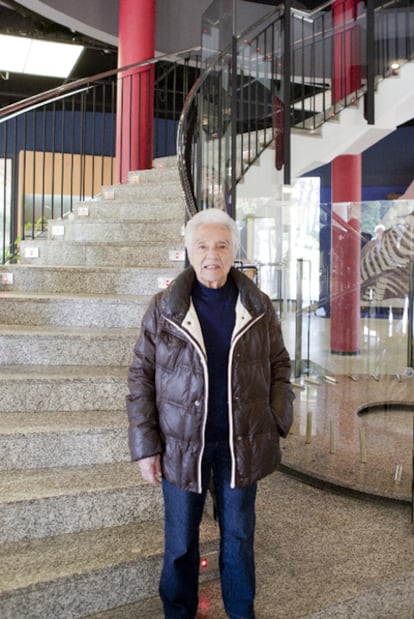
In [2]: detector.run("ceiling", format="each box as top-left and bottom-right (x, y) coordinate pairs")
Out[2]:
(0, 0), (118, 109)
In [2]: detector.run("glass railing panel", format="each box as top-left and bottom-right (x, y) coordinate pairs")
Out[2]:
(235, 196), (414, 387)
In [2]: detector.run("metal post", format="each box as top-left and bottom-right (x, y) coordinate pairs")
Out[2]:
(407, 260), (414, 368)
(229, 0), (237, 219)
(365, 0), (375, 124)
(230, 33), (237, 219)
(283, 0), (291, 185)
(295, 258), (304, 378)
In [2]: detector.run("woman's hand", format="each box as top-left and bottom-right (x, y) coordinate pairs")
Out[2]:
(138, 454), (162, 486)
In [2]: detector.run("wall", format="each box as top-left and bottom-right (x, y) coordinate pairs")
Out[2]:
(304, 125), (414, 202)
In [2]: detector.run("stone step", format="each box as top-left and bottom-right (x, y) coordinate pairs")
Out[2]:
(47, 219), (184, 243)
(0, 326), (136, 366)
(0, 410), (129, 470)
(0, 366), (127, 413)
(151, 155), (178, 169)
(72, 197), (185, 221)
(0, 265), (181, 295)
(18, 239), (185, 267)
(0, 461), (163, 543)
(0, 518), (219, 619)
(100, 179), (185, 202)
(0, 293), (149, 328)
(127, 164), (180, 185)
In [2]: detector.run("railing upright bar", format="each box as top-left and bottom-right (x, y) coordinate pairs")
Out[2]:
(158, 67), (166, 158)
(254, 34), (259, 156)
(295, 258), (304, 378)
(41, 108), (47, 229)
(172, 65), (178, 156)
(322, 14), (328, 124)
(110, 80), (116, 187)
(408, 260), (414, 369)
(283, 0), (292, 185)
(1, 132), (6, 262)
(311, 16), (317, 128)
(11, 119), (19, 250)
(239, 45), (245, 179)
(91, 88), (97, 200)
(366, 0), (375, 124)
(127, 74), (132, 174)
(31, 112), (36, 229)
(21, 115), (28, 240)
(231, 34), (238, 218)
(79, 92), (86, 202)
(69, 96), (76, 212)
(50, 103), (57, 219)
(300, 15), (306, 129)
(384, 9), (390, 75)
(60, 100), (66, 218)
(270, 20), (275, 144)
(100, 83), (106, 188)
(247, 44), (252, 170)
(394, 3), (399, 62)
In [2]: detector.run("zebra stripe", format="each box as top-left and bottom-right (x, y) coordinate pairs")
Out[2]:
(360, 214), (414, 303)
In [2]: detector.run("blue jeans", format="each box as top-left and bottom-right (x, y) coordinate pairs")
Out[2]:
(159, 441), (257, 619)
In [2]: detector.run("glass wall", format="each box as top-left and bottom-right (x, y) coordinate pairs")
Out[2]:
(236, 194), (414, 500)
(236, 195), (414, 379)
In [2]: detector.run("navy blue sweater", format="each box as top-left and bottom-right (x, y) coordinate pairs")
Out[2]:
(192, 277), (238, 442)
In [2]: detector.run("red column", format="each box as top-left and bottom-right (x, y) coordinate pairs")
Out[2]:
(332, 0), (361, 106)
(330, 154), (361, 354)
(116, 0), (156, 183)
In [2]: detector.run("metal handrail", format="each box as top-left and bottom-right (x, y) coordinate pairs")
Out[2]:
(0, 47), (201, 122)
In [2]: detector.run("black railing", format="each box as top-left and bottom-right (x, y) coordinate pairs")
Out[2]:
(0, 48), (201, 263)
(177, 0), (414, 217)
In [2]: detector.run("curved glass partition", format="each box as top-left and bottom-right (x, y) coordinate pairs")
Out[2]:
(236, 195), (414, 504)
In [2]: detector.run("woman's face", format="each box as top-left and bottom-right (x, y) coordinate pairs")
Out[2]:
(188, 223), (235, 289)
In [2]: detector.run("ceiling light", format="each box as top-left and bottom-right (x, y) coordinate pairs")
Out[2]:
(0, 34), (83, 78)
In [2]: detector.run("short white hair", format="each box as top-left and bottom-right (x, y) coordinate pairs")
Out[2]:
(184, 208), (240, 256)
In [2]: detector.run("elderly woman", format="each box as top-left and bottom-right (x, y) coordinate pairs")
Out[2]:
(127, 208), (294, 619)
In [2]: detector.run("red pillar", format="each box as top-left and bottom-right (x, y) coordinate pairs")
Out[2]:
(332, 0), (361, 106)
(330, 154), (361, 354)
(116, 0), (156, 183)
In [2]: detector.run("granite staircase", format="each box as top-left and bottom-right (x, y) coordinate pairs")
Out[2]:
(0, 157), (219, 618)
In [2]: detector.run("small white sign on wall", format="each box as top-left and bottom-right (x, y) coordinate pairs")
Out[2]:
(24, 247), (39, 258)
(51, 225), (65, 237)
(157, 277), (172, 289)
(169, 249), (185, 262)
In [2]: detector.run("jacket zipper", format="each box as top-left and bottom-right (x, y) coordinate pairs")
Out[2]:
(227, 312), (265, 488)
(163, 314), (208, 494)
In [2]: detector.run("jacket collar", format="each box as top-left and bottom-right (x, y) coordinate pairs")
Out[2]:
(160, 265), (266, 324)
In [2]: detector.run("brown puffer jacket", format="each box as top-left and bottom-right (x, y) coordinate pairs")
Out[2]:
(127, 266), (294, 493)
